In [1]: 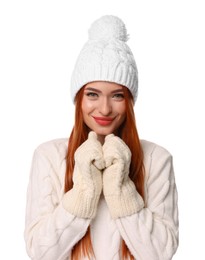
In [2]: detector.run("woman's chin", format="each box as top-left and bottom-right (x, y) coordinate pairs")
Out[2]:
(93, 128), (114, 137)
(91, 129), (114, 144)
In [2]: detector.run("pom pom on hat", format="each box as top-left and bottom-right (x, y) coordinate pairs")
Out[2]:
(70, 15), (138, 103)
(88, 15), (129, 42)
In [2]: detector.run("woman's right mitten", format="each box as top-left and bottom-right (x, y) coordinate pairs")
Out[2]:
(62, 131), (104, 218)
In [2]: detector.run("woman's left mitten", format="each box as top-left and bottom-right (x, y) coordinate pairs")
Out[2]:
(102, 134), (144, 219)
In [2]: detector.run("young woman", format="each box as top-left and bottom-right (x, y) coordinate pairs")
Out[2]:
(24, 15), (179, 260)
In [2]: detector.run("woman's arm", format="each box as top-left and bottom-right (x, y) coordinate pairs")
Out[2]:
(116, 144), (179, 260)
(24, 144), (91, 260)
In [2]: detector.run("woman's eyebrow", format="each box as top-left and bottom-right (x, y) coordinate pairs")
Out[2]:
(84, 87), (124, 93)
(84, 87), (101, 93)
(111, 89), (124, 93)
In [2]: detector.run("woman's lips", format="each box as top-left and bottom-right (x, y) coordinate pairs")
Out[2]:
(93, 116), (114, 126)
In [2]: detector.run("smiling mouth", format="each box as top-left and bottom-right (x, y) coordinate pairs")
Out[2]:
(93, 116), (114, 126)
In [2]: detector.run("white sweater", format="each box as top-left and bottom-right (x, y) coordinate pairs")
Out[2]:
(24, 139), (178, 260)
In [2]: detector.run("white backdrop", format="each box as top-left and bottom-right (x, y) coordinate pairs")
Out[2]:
(0, 0), (205, 259)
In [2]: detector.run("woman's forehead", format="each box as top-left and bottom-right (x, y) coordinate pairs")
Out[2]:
(84, 81), (124, 91)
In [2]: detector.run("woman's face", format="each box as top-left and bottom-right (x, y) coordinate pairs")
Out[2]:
(81, 81), (126, 142)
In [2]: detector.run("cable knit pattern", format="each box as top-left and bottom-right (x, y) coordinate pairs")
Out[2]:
(103, 134), (144, 219)
(24, 139), (178, 260)
(62, 132), (104, 218)
(116, 140), (179, 259)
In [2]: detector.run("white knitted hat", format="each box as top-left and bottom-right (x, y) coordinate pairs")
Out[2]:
(70, 15), (138, 103)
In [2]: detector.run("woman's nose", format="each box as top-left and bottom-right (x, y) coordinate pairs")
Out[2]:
(99, 97), (112, 115)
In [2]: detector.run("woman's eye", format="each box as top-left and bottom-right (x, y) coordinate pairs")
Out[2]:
(113, 93), (124, 100)
(85, 92), (98, 99)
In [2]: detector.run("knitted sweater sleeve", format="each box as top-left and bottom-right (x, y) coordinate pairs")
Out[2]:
(115, 142), (179, 260)
(24, 142), (91, 260)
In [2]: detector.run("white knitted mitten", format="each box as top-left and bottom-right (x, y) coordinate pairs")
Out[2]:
(62, 131), (104, 218)
(102, 134), (144, 219)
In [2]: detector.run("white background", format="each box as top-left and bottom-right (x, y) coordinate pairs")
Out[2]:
(0, 0), (204, 259)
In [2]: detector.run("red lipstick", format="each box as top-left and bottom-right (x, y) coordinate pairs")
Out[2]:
(93, 116), (114, 126)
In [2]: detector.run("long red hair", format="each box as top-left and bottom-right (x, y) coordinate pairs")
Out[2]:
(65, 85), (145, 259)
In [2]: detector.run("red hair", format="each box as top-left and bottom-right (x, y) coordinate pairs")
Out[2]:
(65, 85), (145, 259)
